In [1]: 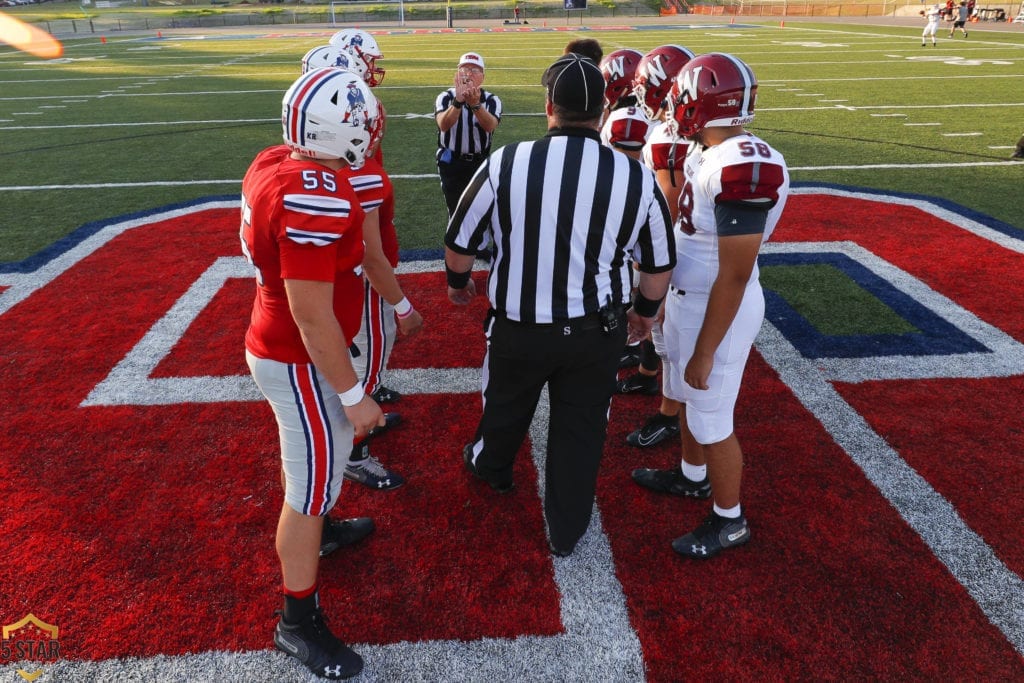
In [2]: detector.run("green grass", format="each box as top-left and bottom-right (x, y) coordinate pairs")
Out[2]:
(761, 264), (919, 335)
(1, 20), (1022, 265)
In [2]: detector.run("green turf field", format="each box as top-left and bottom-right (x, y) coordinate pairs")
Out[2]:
(1, 20), (1022, 263)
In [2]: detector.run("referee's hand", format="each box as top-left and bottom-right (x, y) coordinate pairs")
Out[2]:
(448, 279), (477, 305)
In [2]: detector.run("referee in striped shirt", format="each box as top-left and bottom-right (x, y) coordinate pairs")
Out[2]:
(444, 53), (676, 557)
(435, 52), (502, 220)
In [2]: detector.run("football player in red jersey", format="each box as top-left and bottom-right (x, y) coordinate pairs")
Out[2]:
(632, 53), (790, 560)
(302, 41), (422, 493)
(240, 68), (384, 679)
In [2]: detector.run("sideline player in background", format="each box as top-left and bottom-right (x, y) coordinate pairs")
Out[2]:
(241, 68), (384, 679)
(921, 4), (941, 46)
(949, 0), (969, 37)
(633, 53), (790, 559)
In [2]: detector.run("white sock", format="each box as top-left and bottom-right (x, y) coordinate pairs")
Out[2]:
(680, 461), (707, 482)
(714, 502), (742, 519)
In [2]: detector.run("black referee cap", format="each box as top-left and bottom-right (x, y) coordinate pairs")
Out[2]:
(542, 53), (605, 117)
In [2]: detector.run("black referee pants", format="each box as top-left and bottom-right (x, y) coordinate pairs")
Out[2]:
(469, 311), (627, 552)
(437, 154), (484, 218)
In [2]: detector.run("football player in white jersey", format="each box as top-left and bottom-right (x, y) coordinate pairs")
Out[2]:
(921, 4), (941, 46)
(613, 46), (695, 449)
(632, 53), (790, 559)
(598, 48), (651, 160)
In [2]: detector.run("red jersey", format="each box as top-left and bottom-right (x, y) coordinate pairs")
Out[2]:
(340, 157), (399, 267)
(241, 146), (366, 363)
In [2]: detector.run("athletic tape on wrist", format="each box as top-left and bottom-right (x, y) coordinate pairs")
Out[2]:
(338, 383), (365, 407)
(395, 297), (413, 318)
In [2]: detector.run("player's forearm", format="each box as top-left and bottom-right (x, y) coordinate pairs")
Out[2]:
(362, 254), (406, 307)
(286, 279), (360, 393)
(296, 317), (360, 394)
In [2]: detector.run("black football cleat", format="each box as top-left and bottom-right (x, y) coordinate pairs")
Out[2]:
(319, 516), (375, 558)
(632, 468), (711, 499)
(368, 412), (401, 438)
(626, 413), (680, 448)
(370, 385), (401, 404)
(671, 512), (750, 559)
(616, 372), (659, 395)
(274, 608), (363, 679)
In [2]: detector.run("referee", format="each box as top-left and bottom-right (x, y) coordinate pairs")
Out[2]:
(444, 53), (675, 557)
(434, 52), (502, 222)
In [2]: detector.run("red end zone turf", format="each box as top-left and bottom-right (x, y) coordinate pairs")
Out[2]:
(1, 194), (1022, 678)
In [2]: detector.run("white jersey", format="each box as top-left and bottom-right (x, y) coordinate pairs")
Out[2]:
(600, 106), (654, 152)
(925, 5), (941, 25)
(672, 132), (790, 295)
(642, 121), (689, 173)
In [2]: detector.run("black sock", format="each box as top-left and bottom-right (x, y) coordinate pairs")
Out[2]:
(349, 440), (368, 463)
(639, 339), (660, 373)
(282, 585), (319, 624)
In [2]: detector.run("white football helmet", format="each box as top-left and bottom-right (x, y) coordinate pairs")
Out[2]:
(328, 28), (385, 87)
(281, 68), (379, 165)
(300, 44), (366, 80)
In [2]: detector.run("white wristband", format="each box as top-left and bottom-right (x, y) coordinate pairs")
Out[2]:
(394, 297), (413, 318)
(338, 383), (364, 407)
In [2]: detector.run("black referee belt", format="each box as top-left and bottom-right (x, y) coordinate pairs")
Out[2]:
(494, 310), (609, 334)
(454, 152), (487, 163)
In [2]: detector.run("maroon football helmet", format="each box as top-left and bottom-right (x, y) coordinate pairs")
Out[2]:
(669, 52), (757, 139)
(631, 44), (696, 119)
(599, 48), (644, 108)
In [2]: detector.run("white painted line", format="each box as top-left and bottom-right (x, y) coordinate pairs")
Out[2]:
(0, 175), (439, 191)
(12, 112), (44, 116)
(904, 122), (943, 126)
(796, 93), (825, 97)
(38, 105), (67, 109)
(942, 132), (984, 137)
(791, 161), (1017, 170)
(871, 113), (908, 117)
(0, 118), (277, 131)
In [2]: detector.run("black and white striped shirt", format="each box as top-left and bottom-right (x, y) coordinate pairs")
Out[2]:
(435, 88), (503, 157)
(444, 127), (675, 323)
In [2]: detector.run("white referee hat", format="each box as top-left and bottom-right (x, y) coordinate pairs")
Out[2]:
(458, 52), (485, 70)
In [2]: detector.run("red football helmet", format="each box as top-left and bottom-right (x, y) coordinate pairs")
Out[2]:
(599, 48), (644, 108)
(669, 52), (757, 140)
(632, 45), (696, 119)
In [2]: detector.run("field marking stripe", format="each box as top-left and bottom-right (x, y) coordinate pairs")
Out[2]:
(756, 321), (1024, 658)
